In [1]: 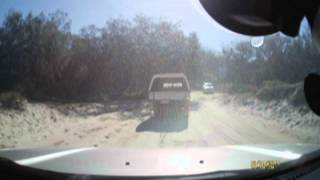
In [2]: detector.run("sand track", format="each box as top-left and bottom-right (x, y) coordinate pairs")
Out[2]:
(0, 92), (314, 149)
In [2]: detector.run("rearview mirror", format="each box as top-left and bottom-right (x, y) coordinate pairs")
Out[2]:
(199, 0), (319, 37)
(304, 73), (320, 116)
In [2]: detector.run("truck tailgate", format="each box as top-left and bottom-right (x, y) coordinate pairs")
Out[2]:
(149, 91), (190, 100)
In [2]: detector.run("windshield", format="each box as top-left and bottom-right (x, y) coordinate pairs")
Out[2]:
(0, 0), (320, 174)
(150, 76), (189, 92)
(203, 83), (213, 87)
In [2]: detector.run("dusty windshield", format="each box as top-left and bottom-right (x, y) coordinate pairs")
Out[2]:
(0, 0), (319, 153)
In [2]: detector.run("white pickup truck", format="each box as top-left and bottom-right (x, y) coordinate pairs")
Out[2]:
(148, 73), (190, 122)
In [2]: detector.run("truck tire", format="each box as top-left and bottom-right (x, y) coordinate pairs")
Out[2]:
(153, 102), (160, 117)
(159, 104), (164, 119)
(154, 102), (165, 118)
(183, 111), (189, 129)
(175, 103), (188, 129)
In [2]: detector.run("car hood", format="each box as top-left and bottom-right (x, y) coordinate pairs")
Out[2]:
(0, 144), (319, 176)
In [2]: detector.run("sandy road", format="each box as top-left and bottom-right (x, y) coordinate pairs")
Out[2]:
(3, 92), (302, 149)
(123, 92), (300, 148)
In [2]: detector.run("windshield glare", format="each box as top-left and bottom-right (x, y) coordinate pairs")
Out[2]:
(0, 0), (320, 174)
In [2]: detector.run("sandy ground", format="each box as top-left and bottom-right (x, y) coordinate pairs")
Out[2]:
(0, 92), (317, 149)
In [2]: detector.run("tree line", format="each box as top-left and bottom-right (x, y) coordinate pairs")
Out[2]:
(0, 10), (319, 101)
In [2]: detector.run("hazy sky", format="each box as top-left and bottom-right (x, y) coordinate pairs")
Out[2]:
(0, 0), (309, 51)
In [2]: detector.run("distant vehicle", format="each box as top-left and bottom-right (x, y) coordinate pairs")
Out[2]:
(202, 82), (214, 94)
(148, 73), (190, 122)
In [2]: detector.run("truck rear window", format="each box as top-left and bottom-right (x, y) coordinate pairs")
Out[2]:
(150, 77), (189, 92)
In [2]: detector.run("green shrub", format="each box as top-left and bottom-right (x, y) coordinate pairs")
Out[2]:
(123, 90), (147, 100)
(288, 83), (306, 106)
(0, 92), (26, 110)
(256, 81), (306, 106)
(223, 83), (256, 94)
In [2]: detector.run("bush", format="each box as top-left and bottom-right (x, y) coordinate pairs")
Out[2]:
(256, 81), (306, 106)
(123, 90), (147, 100)
(256, 81), (293, 101)
(0, 92), (26, 110)
(288, 83), (306, 106)
(222, 83), (256, 94)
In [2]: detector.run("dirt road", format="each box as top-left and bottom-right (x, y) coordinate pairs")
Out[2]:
(1, 92), (303, 149)
(124, 92), (301, 148)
